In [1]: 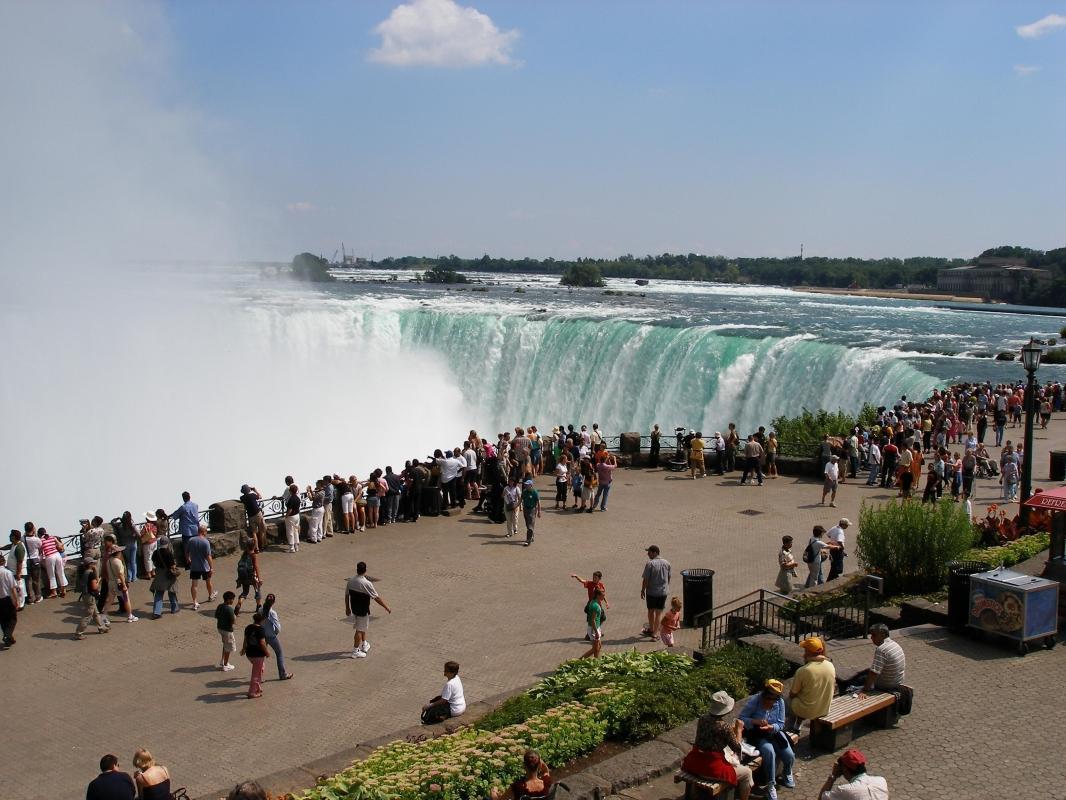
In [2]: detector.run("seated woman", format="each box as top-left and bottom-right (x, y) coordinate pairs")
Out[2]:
(490, 750), (552, 800)
(680, 691), (752, 800)
(739, 680), (795, 800)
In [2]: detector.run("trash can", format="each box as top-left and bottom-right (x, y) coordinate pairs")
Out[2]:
(681, 568), (715, 628)
(1050, 450), (1066, 481)
(947, 560), (987, 631)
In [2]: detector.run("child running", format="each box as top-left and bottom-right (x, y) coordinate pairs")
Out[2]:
(659, 596), (682, 647)
(570, 571), (609, 640)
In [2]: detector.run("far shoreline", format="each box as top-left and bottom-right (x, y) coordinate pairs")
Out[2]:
(791, 286), (986, 303)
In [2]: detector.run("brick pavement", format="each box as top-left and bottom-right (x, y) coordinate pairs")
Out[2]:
(609, 622), (1066, 800)
(4, 418), (1064, 799)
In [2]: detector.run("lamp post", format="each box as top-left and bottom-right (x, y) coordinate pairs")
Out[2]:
(1019, 338), (1043, 525)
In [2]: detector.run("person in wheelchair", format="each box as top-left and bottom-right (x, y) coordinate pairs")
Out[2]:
(489, 749), (558, 800)
(975, 444), (998, 477)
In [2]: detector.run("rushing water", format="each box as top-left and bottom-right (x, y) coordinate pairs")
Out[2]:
(6, 265), (1066, 530)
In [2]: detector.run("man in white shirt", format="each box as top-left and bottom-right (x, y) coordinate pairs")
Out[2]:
(421, 660), (465, 724)
(821, 455), (840, 507)
(826, 518), (850, 581)
(865, 441), (881, 486)
(439, 451), (461, 511)
(819, 748), (888, 799)
(0, 552), (18, 646)
(462, 442), (479, 501)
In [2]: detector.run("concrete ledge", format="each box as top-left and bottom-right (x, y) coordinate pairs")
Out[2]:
(584, 739), (684, 794)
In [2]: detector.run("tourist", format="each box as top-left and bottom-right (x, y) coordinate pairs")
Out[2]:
(594, 452), (617, 510)
(787, 637), (836, 733)
(580, 587), (607, 658)
(895, 445), (912, 496)
(570, 458), (585, 509)
(817, 749), (888, 800)
(821, 454), (840, 507)
(740, 434), (765, 486)
(840, 623), (906, 696)
(132, 749), (172, 800)
(739, 679), (794, 800)
(825, 518), (850, 582)
(85, 754), (136, 800)
(553, 454), (569, 509)
(521, 478), (542, 544)
(345, 561), (391, 658)
(334, 474), (355, 533)
(725, 424), (740, 472)
(765, 431), (779, 479)
(74, 554), (108, 639)
(82, 516), (104, 561)
(150, 531), (180, 618)
(39, 528), (68, 598)
(215, 591), (238, 671)
(962, 448), (977, 498)
(660, 596), (682, 647)
(682, 692), (752, 800)
(186, 524), (216, 611)
(0, 552), (18, 647)
(409, 460), (429, 521)
(321, 473), (336, 536)
(713, 431), (726, 475)
(240, 484), (267, 551)
(775, 535), (797, 595)
(116, 511), (140, 582)
(489, 749), (553, 800)
(439, 448), (462, 511)
(640, 545), (671, 640)
(908, 444), (923, 498)
(23, 522), (43, 603)
(530, 426), (544, 476)
(879, 439), (898, 488)
(1002, 456), (1020, 502)
(865, 439), (881, 486)
(260, 593), (293, 681)
(462, 441), (480, 499)
(139, 512), (158, 580)
(689, 430), (706, 479)
(105, 541), (138, 623)
(171, 491), (200, 551)
(818, 434), (832, 476)
(421, 660), (465, 724)
(284, 484), (301, 552)
(384, 466), (404, 525)
(649, 424), (662, 468)
(8, 530), (26, 610)
(920, 462), (939, 504)
(226, 782), (271, 800)
(503, 475), (520, 537)
(307, 480), (326, 542)
(364, 470), (381, 530)
(240, 611), (269, 698)
(234, 538), (262, 616)
(803, 526), (829, 588)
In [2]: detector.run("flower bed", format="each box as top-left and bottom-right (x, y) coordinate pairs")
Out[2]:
(299, 647), (788, 800)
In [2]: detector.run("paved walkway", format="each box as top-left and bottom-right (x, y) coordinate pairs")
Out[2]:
(610, 622), (1066, 800)
(4, 418), (1064, 799)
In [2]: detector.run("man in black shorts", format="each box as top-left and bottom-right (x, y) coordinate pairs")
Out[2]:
(640, 545), (671, 640)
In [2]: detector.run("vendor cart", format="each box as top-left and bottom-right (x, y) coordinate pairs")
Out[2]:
(968, 568), (1059, 655)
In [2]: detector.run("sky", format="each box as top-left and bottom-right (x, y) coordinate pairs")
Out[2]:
(3, 1), (1066, 262)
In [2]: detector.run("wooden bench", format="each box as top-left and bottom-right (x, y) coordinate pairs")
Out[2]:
(674, 757), (762, 799)
(810, 690), (899, 752)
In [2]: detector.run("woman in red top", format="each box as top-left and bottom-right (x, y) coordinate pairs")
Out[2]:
(491, 750), (552, 800)
(681, 691), (752, 799)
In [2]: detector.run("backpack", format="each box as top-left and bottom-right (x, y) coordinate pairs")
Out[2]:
(237, 552), (254, 581)
(802, 539), (815, 563)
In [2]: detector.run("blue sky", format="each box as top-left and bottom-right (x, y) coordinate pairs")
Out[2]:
(5, 1), (1066, 261)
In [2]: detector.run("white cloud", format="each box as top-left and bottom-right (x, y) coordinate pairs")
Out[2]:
(1016, 13), (1066, 38)
(286, 201), (315, 213)
(368, 0), (518, 68)
(1014, 64), (1042, 76)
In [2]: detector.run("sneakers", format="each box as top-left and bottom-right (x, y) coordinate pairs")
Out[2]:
(222, 663), (236, 672)
(829, 502), (837, 508)
(75, 632), (85, 640)
(361, 641), (371, 653)
(208, 591), (218, 601)
(766, 784), (778, 800)
(778, 774), (796, 789)
(352, 649), (367, 659)
(289, 546), (296, 553)
(127, 615), (139, 623)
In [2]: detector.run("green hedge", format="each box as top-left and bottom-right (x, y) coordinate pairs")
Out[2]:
(962, 533), (1050, 569)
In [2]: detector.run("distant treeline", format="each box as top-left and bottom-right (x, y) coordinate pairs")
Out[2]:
(370, 245), (1066, 305)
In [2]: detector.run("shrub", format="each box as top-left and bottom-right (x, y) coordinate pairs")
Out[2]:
(771, 405), (878, 449)
(527, 650), (693, 700)
(963, 532), (1050, 569)
(703, 644), (792, 689)
(857, 499), (977, 595)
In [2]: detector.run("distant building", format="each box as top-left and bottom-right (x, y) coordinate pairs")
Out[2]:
(937, 258), (1052, 301)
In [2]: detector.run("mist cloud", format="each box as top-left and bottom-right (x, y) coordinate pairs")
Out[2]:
(368, 0), (519, 68)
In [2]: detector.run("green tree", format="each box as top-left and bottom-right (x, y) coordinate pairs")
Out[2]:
(290, 252), (335, 282)
(560, 263), (605, 287)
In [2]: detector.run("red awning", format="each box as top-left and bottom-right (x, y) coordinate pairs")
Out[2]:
(1023, 486), (1066, 510)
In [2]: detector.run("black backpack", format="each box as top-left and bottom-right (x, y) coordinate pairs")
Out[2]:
(802, 539), (815, 563)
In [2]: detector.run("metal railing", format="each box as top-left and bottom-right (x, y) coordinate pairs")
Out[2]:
(694, 577), (883, 651)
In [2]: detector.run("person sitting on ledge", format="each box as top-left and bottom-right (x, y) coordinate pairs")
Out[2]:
(818, 748), (888, 800)
(680, 690), (753, 800)
(489, 749), (552, 800)
(421, 660), (465, 725)
(838, 624), (905, 697)
(739, 679), (794, 800)
(787, 636), (836, 734)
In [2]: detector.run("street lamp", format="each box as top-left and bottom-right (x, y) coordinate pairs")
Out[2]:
(1020, 338), (1043, 524)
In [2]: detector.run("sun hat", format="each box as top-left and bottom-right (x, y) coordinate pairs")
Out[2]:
(763, 678), (784, 695)
(830, 454), (839, 460)
(145, 511), (156, 522)
(838, 749), (867, 771)
(523, 479), (533, 485)
(705, 690), (735, 716)
(800, 636), (825, 654)
(838, 518), (851, 527)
